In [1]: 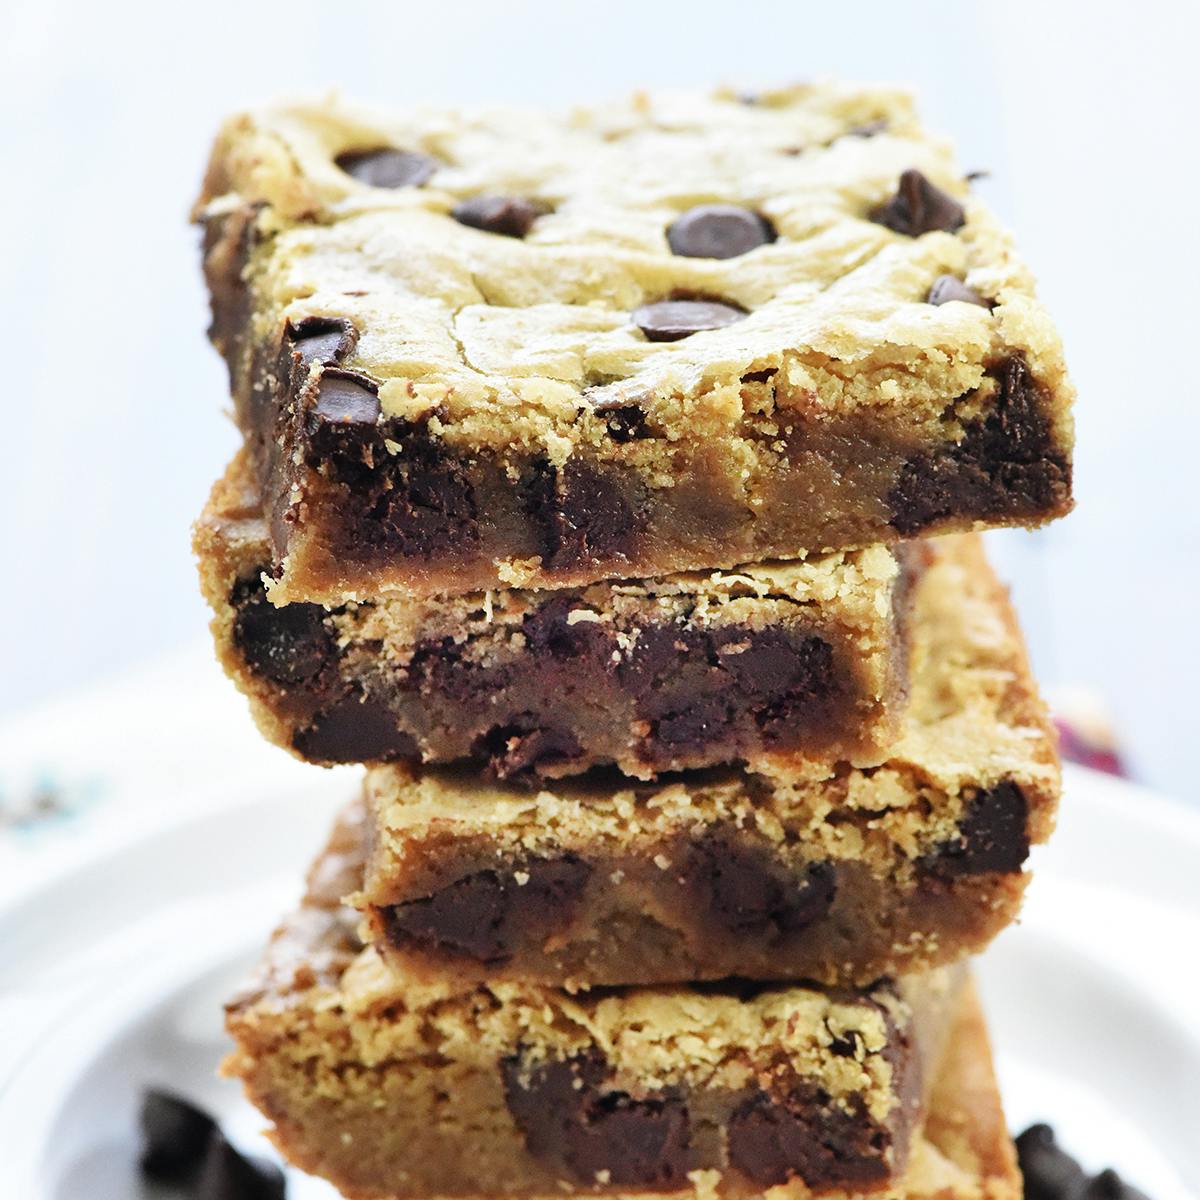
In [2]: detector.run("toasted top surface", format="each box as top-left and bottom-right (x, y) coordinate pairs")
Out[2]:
(197, 84), (1072, 453)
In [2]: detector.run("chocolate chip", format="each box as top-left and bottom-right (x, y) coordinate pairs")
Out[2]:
(728, 1081), (890, 1189)
(231, 577), (334, 687)
(309, 370), (381, 430)
(335, 147), (438, 189)
(870, 169), (965, 236)
(632, 298), (747, 342)
(502, 1050), (693, 1187)
(666, 205), (775, 259)
(139, 1089), (218, 1182)
(283, 316), (358, 377)
(1015, 1125), (1151, 1200)
(927, 275), (991, 308)
(524, 458), (641, 569)
(888, 353), (1071, 535)
(196, 1132), (285, 1200)
(474, 720), (583, 782)
(452, 195), (541, 238)
(1015, 1124), (1089, 1200)
(382, 856), (591, 963)
(929, 782), (1029, 877)
(684, 838), (837, 937)
(1081, 1169), (1151, 1200)
(592, 401), (648, 442)
(292, 691), (418, 763)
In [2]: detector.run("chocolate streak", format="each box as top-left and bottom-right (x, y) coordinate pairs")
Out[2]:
(228, 573), (855, 774)
(501, 1036), (909, 1191)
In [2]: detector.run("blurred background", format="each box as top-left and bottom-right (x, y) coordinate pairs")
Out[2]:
(2, 0), (1197, 799)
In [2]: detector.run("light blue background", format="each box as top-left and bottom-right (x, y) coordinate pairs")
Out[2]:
(2, 0), (1196, 797)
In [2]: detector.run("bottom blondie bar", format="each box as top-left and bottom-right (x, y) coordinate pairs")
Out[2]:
(225, 807), (1017, 1200)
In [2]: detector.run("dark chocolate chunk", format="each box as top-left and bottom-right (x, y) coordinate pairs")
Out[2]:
(888, 354), (1071, 534)
(870, 168), (965, 236)
(524, 458), (640, 569)
(684, 838), (837, 937)
(1015, 1124), (1089, 1200)
(474, 720), (584, 782)
(231, 577), (334, 687)
(139, 1089), (218, 1182)
(283, 316), (359, 377)
(728, 1079), (890, 1188)
(292, 692), (418, 763)
(382, 856), (591, 963)
(632, 298), (748, 341)
(1081, 1169), (1151, 1200)
(623, 624), (838, 759)
(667, 205), (775, 259)
(196, 1132), (285, 1200)
(927, 275), (991, 308)
(594, 401), (648, 442)
(452, 195), (541, 238)
(1015, 1125), (1152, 1200)
(929, 782), (1029, 877)
(501, 1050), (693, 1187)
(309, 370), (381, 429)
(335, 147), (438, 189)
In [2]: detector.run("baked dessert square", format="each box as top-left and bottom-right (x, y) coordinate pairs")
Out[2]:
(196, 450), (918, 777)
(195, 83), (1073, 604)
(224, 805), (1019, 1200)
(358, 534), (1058, 988)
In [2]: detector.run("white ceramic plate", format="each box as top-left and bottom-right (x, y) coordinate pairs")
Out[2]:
(1, 764), (1197, 1200)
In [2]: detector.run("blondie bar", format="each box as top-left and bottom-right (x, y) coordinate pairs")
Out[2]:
(195, 84), (1073, 604)
(224, 806), (1018, 1200)
(196, 451), (916, 777)
(359, 534), (1058, 987)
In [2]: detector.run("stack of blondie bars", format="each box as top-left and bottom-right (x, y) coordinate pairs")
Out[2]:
(193, 82), (1073, 1200)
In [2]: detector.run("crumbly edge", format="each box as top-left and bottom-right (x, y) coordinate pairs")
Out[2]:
(363, 533), (1059, 887)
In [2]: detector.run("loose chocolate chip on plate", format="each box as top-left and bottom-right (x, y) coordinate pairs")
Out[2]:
(870, 169), (965, 236)
(1015, 1124), (1091, 1200)
(632, 298), (747, 342)
(927, 275), (991, 308)
(335, 147), (438, 189)
(452, 195), (541, 238)
(139, 1089), (218, 1182)
(196, 1132), (286, 1200)
(310, 370), (381, 428)
(667, 204), (775, 259)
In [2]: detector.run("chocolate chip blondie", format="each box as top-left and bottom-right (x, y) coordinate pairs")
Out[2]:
(195, 84), (1073, 604)
(197, 451), (917, 777)
(357, 533), (1058, 988)
(224, 804), (1019, 1200)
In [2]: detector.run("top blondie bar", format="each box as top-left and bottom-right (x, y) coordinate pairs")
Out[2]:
(196, 83), (1074, 603)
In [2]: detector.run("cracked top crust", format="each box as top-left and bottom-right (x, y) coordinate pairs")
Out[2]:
(195, 83), (1073, 458)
